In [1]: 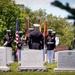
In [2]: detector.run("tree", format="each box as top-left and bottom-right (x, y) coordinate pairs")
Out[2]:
(46, 14), (73, 48)
(51, 0), (75, 20)
(0, 0), (20, 45)
(0, 0), (74, 49)
(51, 0), (75, 38)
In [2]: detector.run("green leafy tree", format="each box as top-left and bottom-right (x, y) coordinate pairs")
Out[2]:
(46, 14), (73, 48)
(0, 0), (20, 45)
(0, 0), (74, 49)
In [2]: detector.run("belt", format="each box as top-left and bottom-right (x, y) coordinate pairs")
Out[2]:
(47, 42), (54, 44)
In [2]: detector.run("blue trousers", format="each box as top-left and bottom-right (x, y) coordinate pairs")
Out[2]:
(18, 49), (21, 62)
(43, 45), (47, 62)
(47, 50), (54, 63)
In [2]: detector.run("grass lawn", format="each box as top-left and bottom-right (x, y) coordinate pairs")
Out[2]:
(0, 62), (75, 75)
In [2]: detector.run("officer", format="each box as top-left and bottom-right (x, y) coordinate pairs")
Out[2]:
(45, 29), (56, 63)
(19, 31), (23, 40)
(18, 31), (25, 48)
(3, 30), (13, 47)
(25, 28), (34, 46)
(17, 31), (24, 65)
(29, 28), (34, 32)
(52, 31), (59, 46)
(28, 24), (44, 50)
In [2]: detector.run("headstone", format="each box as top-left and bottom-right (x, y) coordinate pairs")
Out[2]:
(54, 50), (75, 72)
(6, 47), (14, 65)
(0, 47), (10, 72)
(17, 49), (47, 71)
(55, 52), (58, 62)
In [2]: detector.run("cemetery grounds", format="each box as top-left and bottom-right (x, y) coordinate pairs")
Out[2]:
(0, 62), (75, 75)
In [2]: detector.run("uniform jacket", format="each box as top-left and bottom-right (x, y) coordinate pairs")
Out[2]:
(3, 35), (13, 47)
(17, 41), (22, 50)
(28, 30), (44, 50)
(45, 35), (56, 50)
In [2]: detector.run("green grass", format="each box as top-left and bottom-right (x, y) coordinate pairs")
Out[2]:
(0, 62), (75, 75)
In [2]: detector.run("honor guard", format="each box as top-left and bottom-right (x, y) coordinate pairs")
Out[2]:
(28, 24), (44, 50)
(52, 31), (59, 46)
(3, 30), (13, 47)
(25, 28), (34, 46)
(45, 29), (56, 63)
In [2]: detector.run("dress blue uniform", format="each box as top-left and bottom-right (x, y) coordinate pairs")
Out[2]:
(28, 24), (44, 50)
(3, 30), (13, 47)
(45, 29), (56, 63)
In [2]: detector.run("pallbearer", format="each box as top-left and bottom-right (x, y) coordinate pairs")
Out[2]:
(25, 28), (34, 47)
(28, 24), (44, 50)
(45, 29), (56, 63)
(3, 30), (13, 48)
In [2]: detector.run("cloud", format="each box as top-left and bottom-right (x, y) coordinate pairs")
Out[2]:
(15, 0), (54, 6)
(70, 4), (75, 8)
(15, 0), (25, 4)
(15, 0), (55, 11)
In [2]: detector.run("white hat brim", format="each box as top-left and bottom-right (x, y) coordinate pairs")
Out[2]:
(33, 24), (40, 27)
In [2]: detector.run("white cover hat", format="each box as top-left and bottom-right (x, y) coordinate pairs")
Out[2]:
(19, 31), (23, 34)
(33, 24), (40, 27)
(47, 29), (53, 32)
(52, 31), (56, 33)
(6, 30), (11, 32)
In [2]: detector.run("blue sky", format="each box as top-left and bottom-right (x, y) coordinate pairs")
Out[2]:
(15, 0), (75, 19)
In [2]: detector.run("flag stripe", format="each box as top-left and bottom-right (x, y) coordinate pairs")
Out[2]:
(15, 20), (19, 60)
(16, 20), (19, 43)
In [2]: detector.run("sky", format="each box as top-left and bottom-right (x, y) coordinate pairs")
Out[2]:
(15, 0), (75, 22)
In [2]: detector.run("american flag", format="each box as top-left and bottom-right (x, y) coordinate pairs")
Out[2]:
(15, 19), (19, 60)
(15, 20), (19, 43)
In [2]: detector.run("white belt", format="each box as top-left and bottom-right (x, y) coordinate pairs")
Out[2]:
(47, 42), (54, 44)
